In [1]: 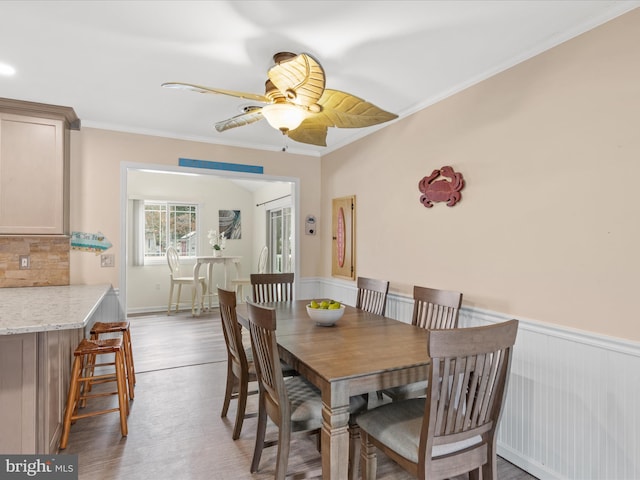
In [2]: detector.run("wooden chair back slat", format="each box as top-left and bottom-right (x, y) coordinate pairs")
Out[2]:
(355, 277), (390, 316)
(412, 285), (462, 330)
(250, 273), (294, 303)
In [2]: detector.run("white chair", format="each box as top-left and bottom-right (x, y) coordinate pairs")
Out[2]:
(231, 245), (268, 302)
(166, 246), (207, 315)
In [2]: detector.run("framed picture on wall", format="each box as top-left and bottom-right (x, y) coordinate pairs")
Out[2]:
(332, 196), (355, 280)
(219, 209), (241, 239)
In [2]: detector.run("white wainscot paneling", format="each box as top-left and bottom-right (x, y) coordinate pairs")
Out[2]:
(84, 287), (124, 335)
(306, 277), (640, 480)
(462, 308), (640, 480)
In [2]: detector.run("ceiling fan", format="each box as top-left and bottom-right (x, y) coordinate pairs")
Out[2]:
(162, 52), (398, 147)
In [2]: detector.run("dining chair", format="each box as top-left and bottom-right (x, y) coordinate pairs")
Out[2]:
(355, 276), (390, 316)
(217, 287), (296, 440)
(410, 285), (463, 330)
(246, 300), (367, 480)
(166, 246), (207, 315)
(382, 285), (463, 401)
(357, 319), (519, 480)
(250, 272), (294, 303)
(230, 245), (268, 302)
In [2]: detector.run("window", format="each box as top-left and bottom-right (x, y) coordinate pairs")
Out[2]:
(267, 206), (292, 273)
(142, 201), (199, 260)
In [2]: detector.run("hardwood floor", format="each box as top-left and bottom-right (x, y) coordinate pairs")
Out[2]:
(61, 310), (537, 479)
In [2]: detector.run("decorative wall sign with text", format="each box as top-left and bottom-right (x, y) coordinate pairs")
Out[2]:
(71, 231), (112, 254)
(418, 166), (465, 208)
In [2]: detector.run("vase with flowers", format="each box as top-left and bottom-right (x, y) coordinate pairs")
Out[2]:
(207, 229), (226, 257)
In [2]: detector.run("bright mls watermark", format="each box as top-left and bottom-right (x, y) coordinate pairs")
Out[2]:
(0, 455), (77, 480)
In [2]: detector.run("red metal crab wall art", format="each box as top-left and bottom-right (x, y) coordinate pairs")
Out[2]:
(418, 166), (465, 208)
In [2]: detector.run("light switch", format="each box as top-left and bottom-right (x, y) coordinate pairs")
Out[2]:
(19, 255), (30, 269)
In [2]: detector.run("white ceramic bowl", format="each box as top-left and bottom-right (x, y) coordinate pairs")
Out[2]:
(306, 304), (345, 326)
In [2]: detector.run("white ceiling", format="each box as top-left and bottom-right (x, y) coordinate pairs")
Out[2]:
(1, 1), (638, 157)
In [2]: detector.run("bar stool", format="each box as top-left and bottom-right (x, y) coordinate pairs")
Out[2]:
(89, 321), (136, 400)
(59, 338), (128, 449)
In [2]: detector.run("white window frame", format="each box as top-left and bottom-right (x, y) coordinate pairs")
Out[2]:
(265, 197), (293, 274)
(132, 199), (202, 266)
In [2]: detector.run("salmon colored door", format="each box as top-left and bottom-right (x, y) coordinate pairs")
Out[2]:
(332, 196), (355, 280)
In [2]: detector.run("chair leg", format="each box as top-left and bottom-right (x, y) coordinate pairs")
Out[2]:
(168, 282), (175, 315)
(481, 438), (498, 480)
(232, 371), (249, 440)
(360, 431), (377, 480)
(221, 359), (234, 418)
(176, 284), (182, 313)
(250, 391), (268, 473)
(190, 287), (196, 315)
(275, 420), (291, 480)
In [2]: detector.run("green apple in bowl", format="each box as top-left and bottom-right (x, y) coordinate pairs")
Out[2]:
(306, 300), (345, 326)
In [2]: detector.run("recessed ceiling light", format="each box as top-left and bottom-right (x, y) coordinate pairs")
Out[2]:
(0, 62), (16, 76)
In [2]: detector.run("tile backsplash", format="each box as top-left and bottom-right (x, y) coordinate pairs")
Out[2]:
(0, 236), (70, 287)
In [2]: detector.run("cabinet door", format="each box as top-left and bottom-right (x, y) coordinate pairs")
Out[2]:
(331, 195), (356, 280)
(0, 113), (65, 234)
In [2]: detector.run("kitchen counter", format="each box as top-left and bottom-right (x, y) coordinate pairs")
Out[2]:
(0, 283), (120, 454)
(0, 284), (112, 335)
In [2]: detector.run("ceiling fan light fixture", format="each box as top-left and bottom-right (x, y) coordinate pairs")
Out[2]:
(261, 103), (306, 133)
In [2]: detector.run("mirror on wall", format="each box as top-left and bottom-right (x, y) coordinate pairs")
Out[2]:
(120, 164), (297, 315)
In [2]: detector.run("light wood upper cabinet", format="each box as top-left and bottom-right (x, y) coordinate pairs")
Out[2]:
(0, 98), (79, 235)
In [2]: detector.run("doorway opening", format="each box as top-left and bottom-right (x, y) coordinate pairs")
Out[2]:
(120, 162), (299, 315)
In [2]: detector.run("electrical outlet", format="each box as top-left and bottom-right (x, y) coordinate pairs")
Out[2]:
(19, 255), (30, 270)
(100, 254), (115, 267)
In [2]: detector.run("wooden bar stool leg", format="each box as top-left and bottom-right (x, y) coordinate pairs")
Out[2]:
(122, 327), (136, 394)
(60, 356), (82, 449)
(115, 349), (129, 435)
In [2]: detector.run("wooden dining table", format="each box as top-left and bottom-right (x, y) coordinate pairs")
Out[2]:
(235, 300), (431, 480)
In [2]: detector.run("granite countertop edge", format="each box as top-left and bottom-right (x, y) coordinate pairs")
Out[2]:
(0, 284), (113, 335)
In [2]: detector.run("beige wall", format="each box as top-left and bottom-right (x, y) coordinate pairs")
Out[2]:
(321, 9), (640, 341)
(69, 128), (322, 288)
(67, 10), (640, 340)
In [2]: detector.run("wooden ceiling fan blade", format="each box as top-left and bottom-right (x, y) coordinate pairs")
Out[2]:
(287, 120), (328, 147)
(317, 89), (398, 128)
(267, 53), (325, 107)
(162, 82), (269, 103)
(215, 108), (264, 133)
